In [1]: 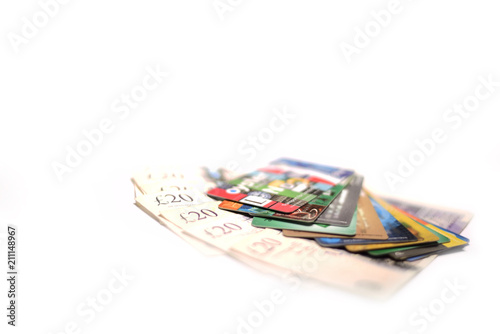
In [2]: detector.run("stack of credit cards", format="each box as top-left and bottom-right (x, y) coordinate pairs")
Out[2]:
(132, 158), (472, 298)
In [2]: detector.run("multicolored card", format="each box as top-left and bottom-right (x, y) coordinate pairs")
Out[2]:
(208, 159), (354, 214)
(217, 175), (353, 223)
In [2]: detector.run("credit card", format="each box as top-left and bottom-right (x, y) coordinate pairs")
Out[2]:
(208, 168), (323, 213)
(382, 196), (473, 234)
(270, 158), (354, 181)
(251, 209), (357, 236)
(367, 208), (469, 260)
(313, 174), (363, 226)
(283, 189), (388, 241)
(218, 175), (353, 223)
(316, 194), (416, 247)
(208, 159), (354, 213)
(345, 192), (441, 252)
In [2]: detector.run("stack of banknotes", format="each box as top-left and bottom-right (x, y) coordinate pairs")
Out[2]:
(131, 158), (472, 298)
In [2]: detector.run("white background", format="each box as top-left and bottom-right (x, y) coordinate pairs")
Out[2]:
(1, 1), (499, 333)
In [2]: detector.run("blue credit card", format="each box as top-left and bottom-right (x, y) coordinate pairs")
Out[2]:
(271, 158), (354, 180)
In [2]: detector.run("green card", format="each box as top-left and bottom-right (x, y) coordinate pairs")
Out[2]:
(252, 209), (357, 236)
